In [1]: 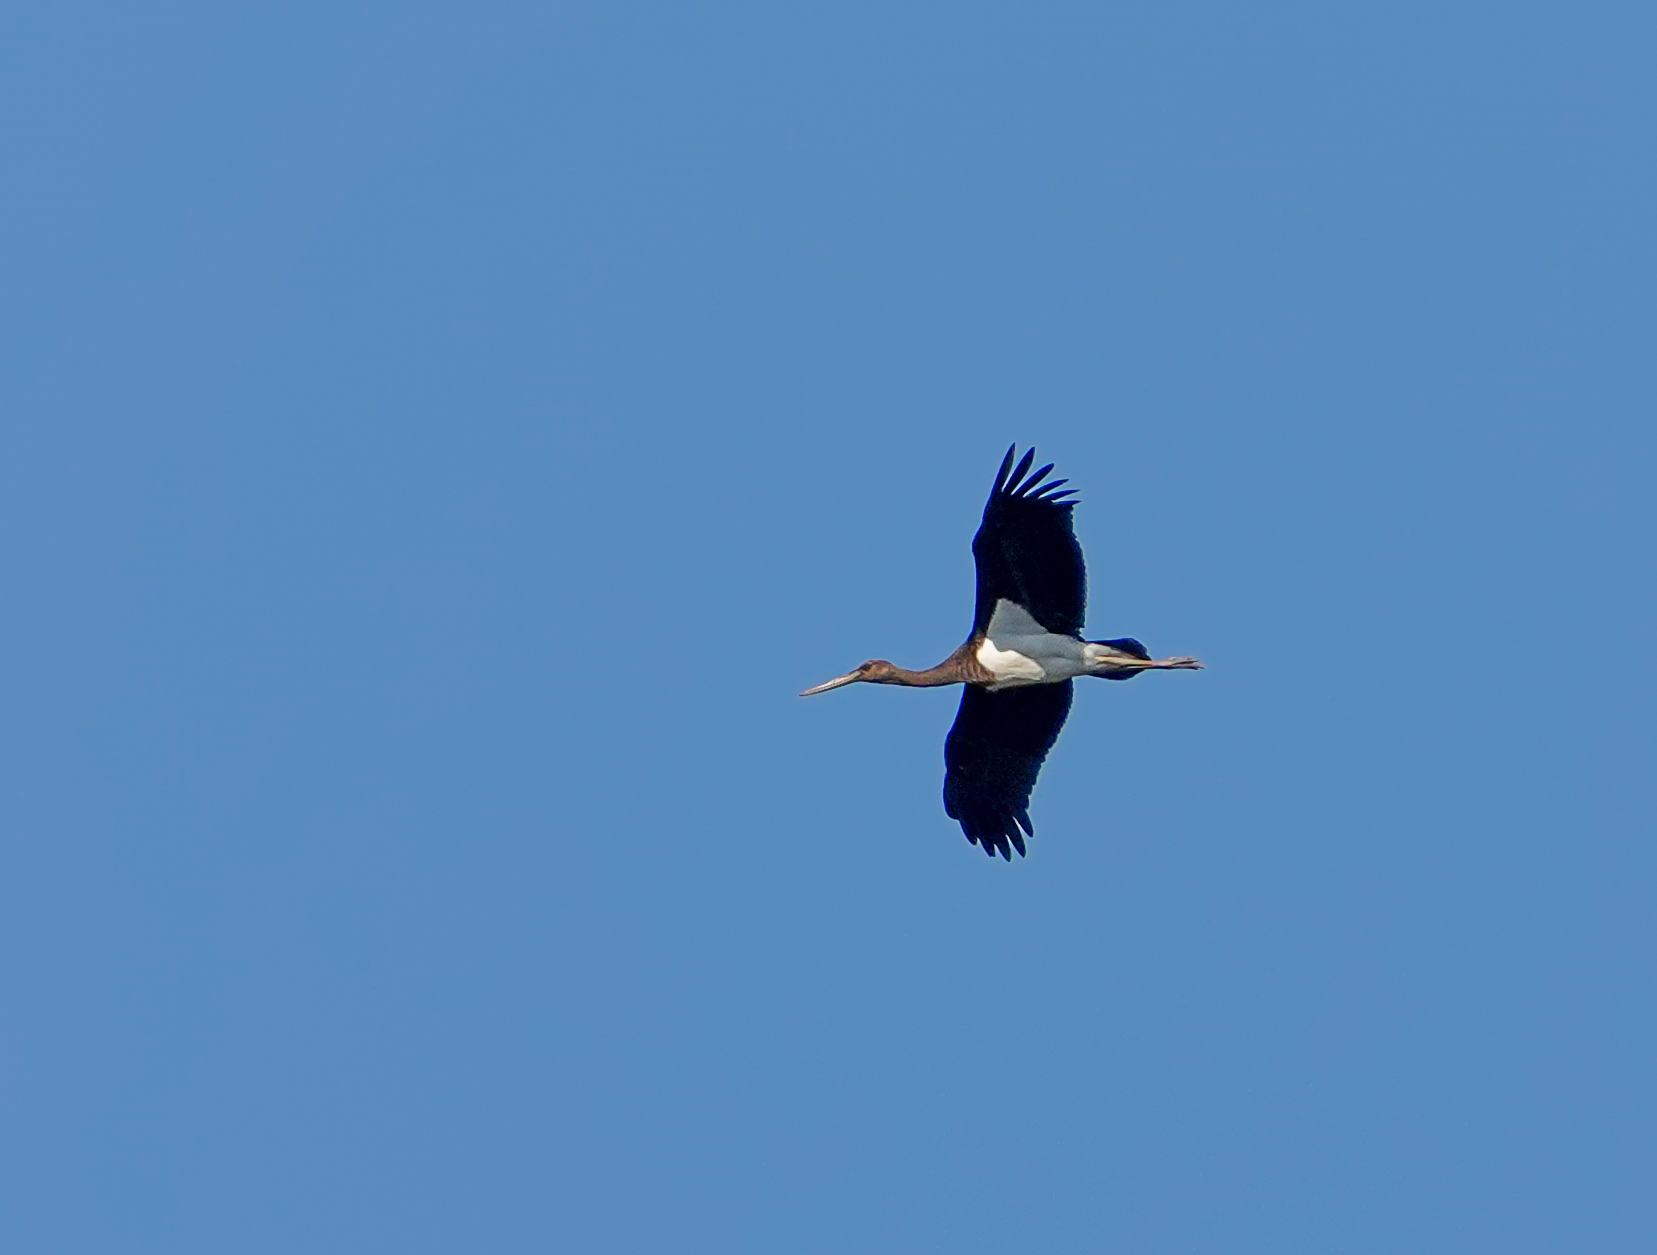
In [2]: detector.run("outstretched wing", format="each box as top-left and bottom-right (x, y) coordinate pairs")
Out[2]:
(970, 446), (1085, 637)
(943, 681), (1073, 860)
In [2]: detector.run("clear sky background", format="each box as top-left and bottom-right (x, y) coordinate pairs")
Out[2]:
(3, 3), (1655, 1252)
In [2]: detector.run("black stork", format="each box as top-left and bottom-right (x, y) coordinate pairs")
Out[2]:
(801, 446), (1202, 860)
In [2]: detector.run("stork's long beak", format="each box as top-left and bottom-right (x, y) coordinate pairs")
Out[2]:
(800, 671), (862, 697)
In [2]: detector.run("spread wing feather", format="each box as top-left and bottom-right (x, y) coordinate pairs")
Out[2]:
(969, 446), (1085, 637)
(943, 681), (1073, 860)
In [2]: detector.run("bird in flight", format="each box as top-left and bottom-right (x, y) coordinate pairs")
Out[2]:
(801, 446), (1202, 860)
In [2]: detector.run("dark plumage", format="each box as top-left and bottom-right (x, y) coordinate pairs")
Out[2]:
(946, 448), (1085, 858)
(968, 447), (1084, 638)
(943, 681), (1073, 859)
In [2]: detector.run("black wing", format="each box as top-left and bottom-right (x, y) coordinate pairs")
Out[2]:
(943, 681), (1073, 860)
(970, 446), (1085, 637)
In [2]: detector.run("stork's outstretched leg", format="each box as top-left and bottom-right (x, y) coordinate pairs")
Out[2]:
(1080, 640), (1204, 678)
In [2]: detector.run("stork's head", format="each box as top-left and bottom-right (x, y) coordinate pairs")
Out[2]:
(800, 660), (899, 695)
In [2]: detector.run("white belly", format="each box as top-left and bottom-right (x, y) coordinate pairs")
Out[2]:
(976, 600), (1090, 689)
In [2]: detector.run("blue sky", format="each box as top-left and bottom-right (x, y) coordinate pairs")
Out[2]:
(3, 3), (1654, 1251)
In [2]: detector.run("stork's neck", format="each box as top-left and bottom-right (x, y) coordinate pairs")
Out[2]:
(883, 641), (992, 687)
(885, 663), (965, 687)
